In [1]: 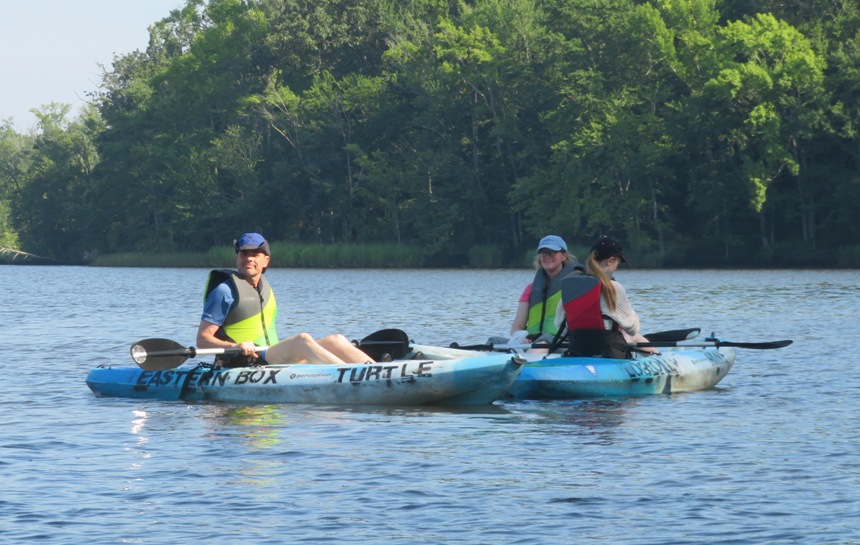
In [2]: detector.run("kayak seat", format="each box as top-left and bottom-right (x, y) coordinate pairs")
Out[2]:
(566, 328), (632, 359)
(355, 328), (411, 362)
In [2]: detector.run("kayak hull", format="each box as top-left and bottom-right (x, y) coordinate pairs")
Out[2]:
(504, 347), (735, 400)
(86, 344), (523, 406)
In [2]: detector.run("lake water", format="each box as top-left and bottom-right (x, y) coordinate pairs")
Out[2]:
(1, 265), (859, 544)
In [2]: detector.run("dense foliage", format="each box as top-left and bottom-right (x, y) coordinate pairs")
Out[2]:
(2, 0), (859, 267)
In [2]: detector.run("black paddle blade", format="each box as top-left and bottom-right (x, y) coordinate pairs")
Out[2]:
(644, 328), (700, 342)
(129, 338), (194, 370)
(356, 329), (410, 361)
(718, 339), (793, 349)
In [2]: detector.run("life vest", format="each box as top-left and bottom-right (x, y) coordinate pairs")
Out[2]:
(526, 262), (580, 337)
(560, 273), (630, 359)
(204, 269), (279, 347)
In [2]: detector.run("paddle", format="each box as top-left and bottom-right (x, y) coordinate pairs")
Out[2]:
(129, 338), (268, 371)
(467, 337), (792, 352)
(632, 338), (793, 350)
(131, 328), (409, 371)
(467, 335), (790, 352)
(452, 327), (702, 351)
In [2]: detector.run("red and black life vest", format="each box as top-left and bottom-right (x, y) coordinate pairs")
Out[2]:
(560, 273), (630, 359)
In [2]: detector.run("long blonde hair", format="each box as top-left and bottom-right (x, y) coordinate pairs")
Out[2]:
(586, 252), (616, 311)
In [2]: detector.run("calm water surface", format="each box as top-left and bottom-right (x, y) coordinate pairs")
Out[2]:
(1, 266), (859, 544)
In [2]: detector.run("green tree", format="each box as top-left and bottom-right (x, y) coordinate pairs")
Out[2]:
(379, 0), (560, 256)
(92, 0), (268, 252)
(0, 120), (33, 249)
(14, 104), (102, 261)
(511, 0), (686, 259)
(681, 13), (826, 257)
(7, 0), (853, 266)
(787, 0), (860, 253)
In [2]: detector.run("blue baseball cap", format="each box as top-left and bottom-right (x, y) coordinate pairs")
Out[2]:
(537, 235), (568, 252)
(234, 232), (270, 256)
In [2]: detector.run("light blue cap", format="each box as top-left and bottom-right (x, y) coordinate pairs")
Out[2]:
(537, 235), (567, 252)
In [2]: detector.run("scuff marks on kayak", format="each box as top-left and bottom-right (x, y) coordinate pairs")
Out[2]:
(619, 349), (730, 381)
(621, 357), (680, 380)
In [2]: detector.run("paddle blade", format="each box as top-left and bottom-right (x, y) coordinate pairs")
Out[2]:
(129, 338), (194, 370)
(720, 339), (793, 349)
(644, 328), (701, 342)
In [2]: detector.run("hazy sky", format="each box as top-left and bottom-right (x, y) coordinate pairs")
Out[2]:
(1, 1), (185, 132)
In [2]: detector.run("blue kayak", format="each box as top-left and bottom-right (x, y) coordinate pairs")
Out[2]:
(86, 344), (523, 406)
(504, 346), (736, 400)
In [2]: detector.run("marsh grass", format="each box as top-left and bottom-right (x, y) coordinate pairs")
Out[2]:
(14, 241), (857, 268)
(92, 243), (428, 268)
(271, 242), (428, 267)
(467, 244), (506, 268)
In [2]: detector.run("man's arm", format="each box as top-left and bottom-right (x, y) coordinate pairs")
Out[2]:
(197, 283), (260, 357)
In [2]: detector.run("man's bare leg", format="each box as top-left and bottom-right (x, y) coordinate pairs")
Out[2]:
(317, 334), (373, 363)
(264, 333), (346, 364)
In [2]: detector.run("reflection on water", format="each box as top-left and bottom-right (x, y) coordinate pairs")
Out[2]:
(501, 399), (643, 454)
(204, 405), (287, 451)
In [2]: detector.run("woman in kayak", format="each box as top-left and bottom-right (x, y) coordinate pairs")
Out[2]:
(505, 235), (580, 345)
(554, 235), (657, 357)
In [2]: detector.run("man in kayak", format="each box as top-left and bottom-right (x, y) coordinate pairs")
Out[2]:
(196, 232), (370, 367)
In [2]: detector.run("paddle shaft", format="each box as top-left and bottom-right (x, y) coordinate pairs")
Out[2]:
(143, 346), (245, 358)
(130, 338), (268, 371)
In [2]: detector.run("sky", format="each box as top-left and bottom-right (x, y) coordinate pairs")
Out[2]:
(1, 0), (186, 132)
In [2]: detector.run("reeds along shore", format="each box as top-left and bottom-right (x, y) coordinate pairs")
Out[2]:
(87, 242), (486, 269)
(7, 241), (860, 268)
(4, 242), (529, 268)
(87, 242), (590, 269)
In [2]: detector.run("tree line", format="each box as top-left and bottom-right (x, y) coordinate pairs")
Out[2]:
(1, 0), (859, 267)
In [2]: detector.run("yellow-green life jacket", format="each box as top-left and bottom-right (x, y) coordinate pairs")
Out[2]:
(526, 262), (580, 336)
(204, 270), (279, 347)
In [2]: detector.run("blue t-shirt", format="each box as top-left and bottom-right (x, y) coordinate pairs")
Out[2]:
(201, 282), (236, 326)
